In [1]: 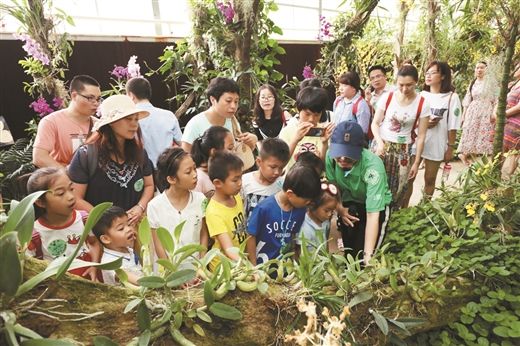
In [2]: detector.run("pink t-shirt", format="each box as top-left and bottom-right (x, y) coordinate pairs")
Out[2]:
(194, 168), (215, 198)
(33, 109), (94, 166)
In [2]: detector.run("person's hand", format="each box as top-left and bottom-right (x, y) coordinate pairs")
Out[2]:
(338, 206), (360, 227)
(238, 132), (257, 148)
(82, 266), (99, 282)
(365, 87), (372, 103)
(127, 205), (144, 226)
(428, 117), (441, 129)
(294, 122), (314, 142)
(408, 162), (419, 180)
(321, 122), (336, 143)
(490, 113), (497, 123)
(444, 146), (454, 162)
(375, 140), (385, 157)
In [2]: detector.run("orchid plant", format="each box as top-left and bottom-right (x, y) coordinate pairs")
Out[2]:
(103, 55), (142, 97)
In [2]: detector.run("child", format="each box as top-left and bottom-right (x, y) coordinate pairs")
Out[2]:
(242, 138), (290, 219)
(191, 126), (235, 198)
(205, 152), (246, 270)
(297, 181), (340, 253)
(148, 147), (208, 268)
(93, 206), (143, 285)
(246, 164), (322, 265)
(26, 167), (101, 281)
(278, 86), (336, 170)
(294, 151), (325, 177)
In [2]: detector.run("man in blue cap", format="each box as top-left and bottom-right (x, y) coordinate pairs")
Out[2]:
(325, 121), (392, 263)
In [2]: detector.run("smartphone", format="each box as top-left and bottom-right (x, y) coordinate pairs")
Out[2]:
(307, 127), (324, 137)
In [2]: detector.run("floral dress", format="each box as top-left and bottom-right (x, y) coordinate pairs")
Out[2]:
(458, 80), (495, 155)
(503, 82), (520, 151)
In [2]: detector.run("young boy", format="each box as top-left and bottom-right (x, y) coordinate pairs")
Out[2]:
(278, 86), (336, 170)
(205, 152), (246, 270)
(242, 138), (290, 219)
(93, 206), (143, 285)
(246, 164), (322, 265)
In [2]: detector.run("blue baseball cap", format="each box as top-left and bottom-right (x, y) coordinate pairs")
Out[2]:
(329, 121), (364, 160)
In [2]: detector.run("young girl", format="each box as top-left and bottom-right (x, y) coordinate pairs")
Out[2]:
(148, 147), (209, 269)
(26, 167), (101, 281)
(298, 181), (340, 253)
(191, 125), (234, 198)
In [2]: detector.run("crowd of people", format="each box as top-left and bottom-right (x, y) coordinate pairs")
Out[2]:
(24, 60), (520, 285)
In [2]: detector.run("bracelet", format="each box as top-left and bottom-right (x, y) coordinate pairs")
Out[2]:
(137, 203), (146, 212)
(448, 144), (456, 148)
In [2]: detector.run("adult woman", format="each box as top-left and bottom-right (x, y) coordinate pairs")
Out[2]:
(404, 61), (462, 204)
(371, 65), (430, 208)
(332, 71), (371, 135)
(500, 64), (520, 178)
(458, 62), (495, 165)
(69, 95), (155, 226)
(251, 84), (291, 140)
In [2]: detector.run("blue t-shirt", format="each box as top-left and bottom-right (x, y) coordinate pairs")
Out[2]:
(247, 195), (306, 264)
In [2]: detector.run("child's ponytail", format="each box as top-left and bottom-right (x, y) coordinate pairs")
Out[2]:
(191, 126), (231, 167)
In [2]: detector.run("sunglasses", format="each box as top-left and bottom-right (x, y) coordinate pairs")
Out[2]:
(321, 182), (338, 196)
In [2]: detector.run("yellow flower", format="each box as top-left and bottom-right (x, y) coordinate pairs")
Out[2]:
(475, 168), (481, 176)
(465, 203), (476, 217)
(484, 202), (495, 212)
(480, 193), (488, 201)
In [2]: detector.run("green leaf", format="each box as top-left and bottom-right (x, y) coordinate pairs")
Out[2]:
(124, 298), (143, 314)
(0, 233), (22, 296)
(257, 282), (269, 294)
(196, 309), (212, 323)
(2, 191), (44, 242)
(137, 276), (165, 288)
(166, 269), (196, 288)
(56, 202), (112, 279)
(12, 323), (42, 339)
(156, 259), (176, 272)
(204, 280), (215, 307)
(138, 216), (152, 247)
(21, 340), (76, 346)
(348, 291), (373, 308)
(370, 309), (389, 335)
(138, 329), (151, 346)
(156, 227), (174, 253)
(492, 326), (510, 338)
(173, 311), (183, 330)
(92, 336), (119, 346)
(193, 323), (205, 337)
(173, 220), (186, 243)
(209, 302), (243, 321)
(137, 301), (151, 331)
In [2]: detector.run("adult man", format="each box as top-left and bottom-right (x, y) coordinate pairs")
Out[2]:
(366, 65), (392, 109)
(33, 75), (101, 167)
(326, 121), (392, 264)
(126, 77), (182, 168)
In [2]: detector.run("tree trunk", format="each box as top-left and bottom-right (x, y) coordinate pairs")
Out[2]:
(425, 0), (439, 66)
(493, 23), (519, 156)
(10, 258), (480, 346)
(393, 0), (413, 76)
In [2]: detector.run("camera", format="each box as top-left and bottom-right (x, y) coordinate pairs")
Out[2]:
(307, 127), (324, 137)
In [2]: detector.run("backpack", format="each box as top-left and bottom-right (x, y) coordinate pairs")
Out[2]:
(383, 92), (425, 144)
(334, 95), (374, 140)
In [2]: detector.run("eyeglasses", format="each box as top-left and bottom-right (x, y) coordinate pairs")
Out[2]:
(259, 96), (275, 101)
(321, 182), (338, 196)
(369, 74), (385, 81)
(425, 71), (440, 77)
(77, 93), (103, 104)
(335, 156), (357, 164)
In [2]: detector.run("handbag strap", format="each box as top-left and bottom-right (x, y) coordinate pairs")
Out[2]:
(230, 116), (242, 138)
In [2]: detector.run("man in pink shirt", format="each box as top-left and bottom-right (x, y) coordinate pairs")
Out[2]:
(33, 75), (101, 167)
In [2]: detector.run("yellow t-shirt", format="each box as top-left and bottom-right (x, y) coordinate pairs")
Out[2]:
(279, 120), (324, 170)
(206, 195), (246, 270)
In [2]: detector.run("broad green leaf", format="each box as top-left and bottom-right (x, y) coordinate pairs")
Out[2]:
(21, 340), (76, 346)
(17, 257), (122, 297)
(124, 298), (143, 314)
(13, 323), (42, 339)
(137, 301), (151, 331)
(200, 248), (220, 267)
(173, 311), (183, 329)
(209, 302), (242, 321)
(492, 326), (510, 338)
(166, 269), (196, 287)
(92, 336), (119, 346)
(192, 323), (205, 337)
(204, 280), (214, 307)
(172, 244), (205, 268)
(173, 220), (186, 244)
(196, 309), (212, 323)
(156, 259), (176, 272)
(156, 227), (174, 253)
(169, 327), (195, 346)
(137, 276), (165, 288)
(56, 202), (112, 279)
(348, 291), (373, 308)
(138, 329), (151, 346)
(0, 233), (22, 296)
(2, 191), (44, 242)
(370, 309), (389, 335)
(138, 217), (152, 247)
(151, 309), (172, 330)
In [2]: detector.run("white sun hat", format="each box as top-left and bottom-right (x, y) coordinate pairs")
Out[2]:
(92, 94), (149, 132)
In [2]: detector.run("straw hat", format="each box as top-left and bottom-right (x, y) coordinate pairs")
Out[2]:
(92, 95), (149, 132)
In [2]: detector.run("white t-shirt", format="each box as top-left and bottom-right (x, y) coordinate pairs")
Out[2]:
(101, 247), (143, 285)
(181, 111), (234, 145)
(296, 213), (330, 253)
(420, 91), (462, 161)
(241, 172), (284, 219)
(147, 191), (206, 268)
(377, 92), (431, 144)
